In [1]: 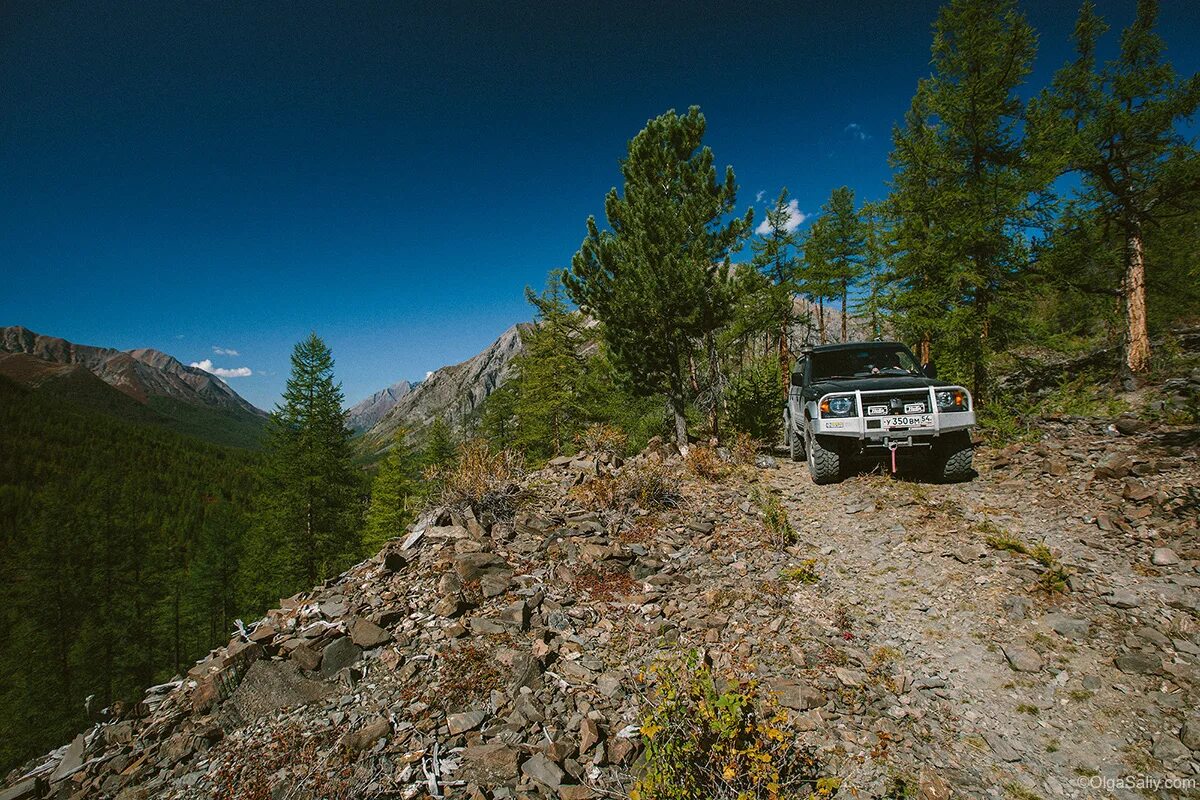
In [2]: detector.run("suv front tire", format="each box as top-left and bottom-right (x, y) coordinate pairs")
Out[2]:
(806, 424), (844, 485)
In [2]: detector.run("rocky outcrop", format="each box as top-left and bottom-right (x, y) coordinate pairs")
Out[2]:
(345, 380), (416, 432)
(5, 401), (1199, 799)
(0, 326), (265, 419)
(365, 323), (530, 443)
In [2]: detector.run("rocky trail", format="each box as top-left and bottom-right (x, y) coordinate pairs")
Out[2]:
(3, 412), (1198, 800)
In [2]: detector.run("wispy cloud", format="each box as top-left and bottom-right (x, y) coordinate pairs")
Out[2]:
(844, 122), (870, 141)
(190, 358), (253, 378)
(212, 345), (240, 356)
(754, 198), (809, 235)
(755, 189), (765, 203)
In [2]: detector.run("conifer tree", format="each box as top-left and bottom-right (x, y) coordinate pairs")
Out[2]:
(749, 188), (801, 391)
(807, 187), (867, 342)
(1030, 0), (1200, 375)
(799, 217), (837, 344)
(422, 416), (456, 472)
(249, 333), (361, 603)
(886, 0), (1044, 399)
(363, 428), (419, 553)
(566, 107), (752, 449)
(855, 201), (891, 339)
(511, 272), (589, 459)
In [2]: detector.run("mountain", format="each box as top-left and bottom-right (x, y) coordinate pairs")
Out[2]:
(345, 379), (415, 433)
(362, 322), (530, 445)
(0, 326), (267, 448)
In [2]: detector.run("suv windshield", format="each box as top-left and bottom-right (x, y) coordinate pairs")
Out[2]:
(810, 345), (921, 381)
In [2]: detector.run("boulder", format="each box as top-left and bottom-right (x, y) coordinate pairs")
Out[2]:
(320, 637), (362, 678)
(349, 617), (392, 649)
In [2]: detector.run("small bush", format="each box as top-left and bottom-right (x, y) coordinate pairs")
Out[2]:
(752, 488), (796, 548)
(725, 357), (784, 442)
(575, 423), (629, 458)
(729, 432), (761, 466)
(619, 459), (681, 510)
(981, 525), (1070, 594)
(685, 445), (724, 480)
(632, 655), (820, 800)
(779, 559), (820, 585)
(436, 439), (525, 519)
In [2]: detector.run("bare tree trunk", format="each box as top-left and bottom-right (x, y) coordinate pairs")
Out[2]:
(818, 298), (826, 344)
(919, 333), (931, 365)
(1124, 226), (1151, 374)
(841, 283), (849, 342)
(778, 316), (791, 395)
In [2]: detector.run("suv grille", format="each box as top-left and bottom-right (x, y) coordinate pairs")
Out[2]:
(862, 390), (930, 416)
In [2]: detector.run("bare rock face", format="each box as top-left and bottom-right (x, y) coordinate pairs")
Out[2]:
(344, 379), (414, 433)
(225, 661), (333, 722)
(364, 322), (530, 443)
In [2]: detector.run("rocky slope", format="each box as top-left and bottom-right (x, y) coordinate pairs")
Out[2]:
(5, 386), (1198, 800)
(363, 323), (530, 445)
(0, 326), (265, 420)
(347, 380), (417, 433)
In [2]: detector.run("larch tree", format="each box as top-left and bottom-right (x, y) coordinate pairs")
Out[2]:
(749, 188), (802, 392)
(565, 106), (752, 449)
(363, 428), (420, 554)
(808, 186), (867, 342)
(1030, 0), (1200, 375)
(886, 0), (1045, 400)
(249, 333), (362, 604)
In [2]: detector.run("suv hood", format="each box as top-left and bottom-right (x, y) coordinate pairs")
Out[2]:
(804, 375), (955, 398)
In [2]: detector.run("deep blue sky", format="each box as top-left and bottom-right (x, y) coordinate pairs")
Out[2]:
(2, 1), (1198, 409)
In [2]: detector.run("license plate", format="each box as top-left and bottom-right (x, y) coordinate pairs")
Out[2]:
(884, 414), (933, 428)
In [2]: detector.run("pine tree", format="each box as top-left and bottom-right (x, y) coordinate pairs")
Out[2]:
(510, 273), (590, 460)
(886, 0), (1044, 399)
(749, 189), (801, 392)
(248, 333), (361, 604)
(422, 416), (456, 472)
(807, 187), (867, 342)
(799, 217), (837, 344)
(855, 201), (891, 339)
(363, 429), (419, 553)
(566, 107), (753, 449)
(1029, 0), (1200, 375)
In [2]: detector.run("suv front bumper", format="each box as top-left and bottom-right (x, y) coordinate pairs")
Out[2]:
(813, 386), (975, 442)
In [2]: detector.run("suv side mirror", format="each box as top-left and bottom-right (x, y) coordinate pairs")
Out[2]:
(922, 361), (938, 379)
(790, 371), (803, 387)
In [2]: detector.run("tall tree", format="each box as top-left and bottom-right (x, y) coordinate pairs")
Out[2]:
(749, 188), (802, 392)
(886, 0), (1044, 399)
(807, 187), (867, 342)
(799, 217), (837, 344)
(1030, 0), (1200, 375)
(422, 416), (456, 473)
(566, 107), (752, 448)
(510, 273), (590, 459)
(363, 428), (420, 553)
(855, 201), (891, 339)
(249, 333), (361, 604)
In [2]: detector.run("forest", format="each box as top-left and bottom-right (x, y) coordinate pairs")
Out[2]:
(1, 0), (1197, 778)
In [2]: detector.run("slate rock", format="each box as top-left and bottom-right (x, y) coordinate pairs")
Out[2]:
(344, 718), (390, 753)
(455, 552), (508, 581)
(1151, 548), (1180, 566)
(1152, 734), (1191, 763)
(522, 753), (565, 789)
(1114, 652), (1162, 675)
(1042, 613), (1090, 640)
(1002, 644), (1043, 673)
(320, 636), (362, 678)
(448, 709), (488, 735)
(349, 617), (392, 649)
(228, 660), (334, 721)
(461, 744), (521, 782)
(1180, 714), (1200, 751)
(771, 679), (826, 710)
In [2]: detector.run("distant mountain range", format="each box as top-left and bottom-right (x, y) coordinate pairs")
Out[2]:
(0, 326), (267, 448)
(345, 379), (415, 433)
(358, 323), (530, 449)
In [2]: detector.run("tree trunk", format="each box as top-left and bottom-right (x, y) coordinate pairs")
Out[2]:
(919, 333), (931, 365)
(818, 299), (826, 344)
(778, 316), (791, 395)
(841, 282), (849, 342)
(1124, 225), (1151, 374)
(669, 391), (688, 450)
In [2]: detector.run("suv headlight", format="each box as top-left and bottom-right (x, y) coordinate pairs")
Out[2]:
(820, 395), (855, 417)
(936, 389), (967, 411)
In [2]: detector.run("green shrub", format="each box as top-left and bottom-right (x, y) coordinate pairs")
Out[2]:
(725, 358), (783, 442)
(632, 655), (821, 800)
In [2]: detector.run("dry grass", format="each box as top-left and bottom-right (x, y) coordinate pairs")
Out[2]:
(436, 438), (526, 519)
(685, 444), (724, 480)
(575, 423), (629, 458)
(729, 432), (761, 466)
(570, 567), (641, 601)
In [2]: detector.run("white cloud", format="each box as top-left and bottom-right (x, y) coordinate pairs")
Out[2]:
(212, 346), (240, 356)
(755, 189), (765, 203)
(190, 358), (253, 378)
(424, 371), (434, 380)
(754, 198), (809, 235)
(844, 122), (870, 141)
